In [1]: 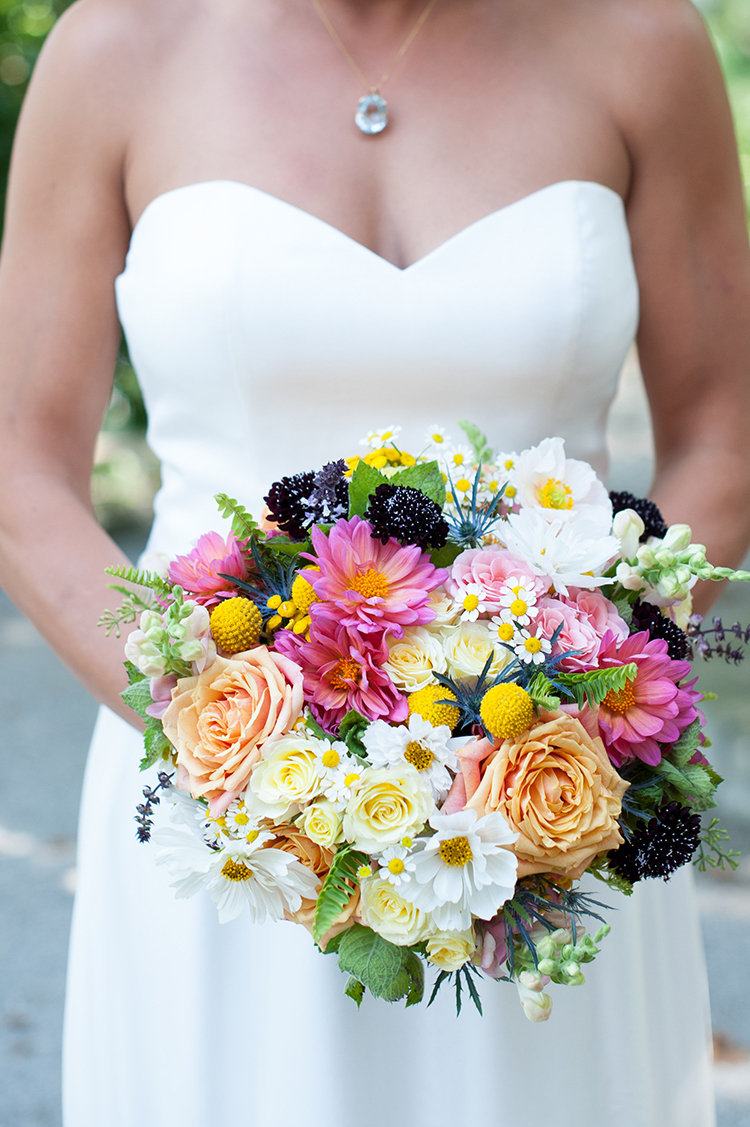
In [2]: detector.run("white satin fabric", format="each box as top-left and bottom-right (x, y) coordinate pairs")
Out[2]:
(62, 179), (715, 1126)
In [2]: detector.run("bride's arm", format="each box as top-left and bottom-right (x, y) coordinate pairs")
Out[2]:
(611, 0), (750, 612)
(0, 1), (147, 724)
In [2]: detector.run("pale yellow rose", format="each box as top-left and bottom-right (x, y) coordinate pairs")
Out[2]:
(359, 875), (430, 946)
(384, 626), (448, 693)
(424, 586), (462, 629)
(299, 799), (344, 847)
(273, 824), (360, 951)
(426, 929), (476, 970)
(162, 647), (303, 804)
(442, 621), (512, 681)
(343, 765), (434, 852)
(464, 709), (628, 880)
(246, 734), (327, 819)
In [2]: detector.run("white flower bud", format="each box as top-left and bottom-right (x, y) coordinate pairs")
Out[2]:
(516, 972), (553, 1022)
(139, 609), (164, 634)
(661, 524), (692, 552)
(612, 509), (645, 563)
(636, 545), (656, 569)
(139, 552), (171, 580)
(615, 562), (645, 591)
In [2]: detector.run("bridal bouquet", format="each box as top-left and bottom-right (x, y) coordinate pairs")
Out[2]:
(102, 424), (748, 1020)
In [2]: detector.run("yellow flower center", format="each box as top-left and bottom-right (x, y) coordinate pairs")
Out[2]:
(524, 636), (543, 654)
(456, 478), (472, 492)
(462, 593), (480, 612)
(329, 658), (362, 690)
(345, 772), (361, 787)
(221, 857), (253, 882)
(603, 679), (636, 714)
(387, 857), (406, 874)
(321, 748), (341, 768)
(537, 478), (574, 510)
(401, 836), (413, 848)
(357, 864), (372, 880)
(431, 433), (445, 444)
(496, 622), (515, 642)
(438, 836), (473, 867)
(233, 812), (250, 826)
(504, 459), (515, 470)
(403, 740), (435, 771)
(480, 682), (535, 740)
(488, 481), (499, 493)
(350, 567), (390, 600)
(510, 598), (528, 617)
(505, 485), (517, 498)
(453, 454), (466, 466)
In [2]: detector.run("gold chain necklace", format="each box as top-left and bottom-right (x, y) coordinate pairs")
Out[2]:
(311, 0), (439, 134)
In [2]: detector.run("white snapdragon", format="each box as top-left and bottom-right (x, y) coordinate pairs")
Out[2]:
(612, 508), (645, 564)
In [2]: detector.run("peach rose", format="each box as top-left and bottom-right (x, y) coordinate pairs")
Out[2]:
(462, 710), (628, 879)
(273, 824), (360, 950)
(162, 647), (304, 806)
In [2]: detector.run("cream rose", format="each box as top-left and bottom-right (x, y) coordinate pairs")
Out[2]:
(442, 620), (512, 681)
(299, 799), (344, 847)
(273, 824), (360, 951)
(425, 929), (476, 970)
(359, 875), (431, 946)
(384, 626), (448, 692)
(424, 586), (462, 628)
(246, 734), (329, 819)
(162, 647), (303, 805)
(343, 766), (434, 852)
(463, 710), (628, 879)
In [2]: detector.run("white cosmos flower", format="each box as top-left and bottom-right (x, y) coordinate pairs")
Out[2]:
(154, 826), (319, 924)
(514, 437), (612, 532)
(501, 509), (619, 595)
(408, 809), (518, 931)
(362, 713), (469, 802)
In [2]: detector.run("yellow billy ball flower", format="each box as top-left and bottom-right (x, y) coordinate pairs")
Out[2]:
(480, 683), (534, 741)
(407, 684), (460, 732)
(291, 570), (319, 613)
(210, 597), (263, 654)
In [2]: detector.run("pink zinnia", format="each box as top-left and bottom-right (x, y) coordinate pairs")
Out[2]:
(595, 631), (700, 766)
(274, 618), (408, 733)
(306, 516), (446, 640)
(168, 531), (247, 607)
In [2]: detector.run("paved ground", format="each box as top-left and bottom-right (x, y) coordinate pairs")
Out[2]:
(3, 367), (750, 1125)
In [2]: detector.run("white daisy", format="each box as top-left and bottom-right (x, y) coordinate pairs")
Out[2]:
(362, 713), (468, 802)
(513, 437), (612, 532)
(490, 616), (521, 650)
(222, 797), (263, 840)
(408, 809), (518, 931)
(455, 582), (487, 622)
(321, 761), (364, 806)
(359, 425), (402, 450)
(501, 508), (619, 595)
(496, 579), (539, 626)
(441, 444), (475, 476)
(424, 424), (449, 448)
(376, 844), (417, 888)
(154, 827), (319, 924)
(513, 627), (552, 665)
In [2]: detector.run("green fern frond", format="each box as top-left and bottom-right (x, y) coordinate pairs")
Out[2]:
(214, 494), (258, 539)
(104, 565), (172, 595)
(313, 844), (367, 946)
(557, 662), (638, 708)
(526, 670), (561, 711)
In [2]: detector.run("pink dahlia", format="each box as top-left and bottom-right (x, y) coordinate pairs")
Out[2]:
(168, 531), (247, 607)
(447, 545), (547, 614)
(273, 617), (408, 732)
(595, 631), (700, 767)
(537, 590), (629, 672)
(306, 516), (447, 640)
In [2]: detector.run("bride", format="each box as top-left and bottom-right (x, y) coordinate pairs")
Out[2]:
(1, 0), (749, 1123)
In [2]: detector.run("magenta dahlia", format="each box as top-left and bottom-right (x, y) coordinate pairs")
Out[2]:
(595, 630), (700, 766)
(306, 516), (447, 639)
(168, 531), (247, 607)
(273, 617), (408, 732)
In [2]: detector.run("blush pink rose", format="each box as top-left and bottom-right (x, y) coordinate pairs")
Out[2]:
(535, 590), (628, 671)
(162, 647), (304, 808)
(447, 545), (547, 614)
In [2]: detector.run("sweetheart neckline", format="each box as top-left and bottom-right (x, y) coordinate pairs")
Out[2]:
(126, 178), (627, 274)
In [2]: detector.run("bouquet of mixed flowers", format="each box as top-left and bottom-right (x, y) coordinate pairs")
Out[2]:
(102, 423), (749, 1020)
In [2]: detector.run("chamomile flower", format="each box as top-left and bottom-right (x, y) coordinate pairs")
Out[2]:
(408, 809), (518, 931)
(223, 798), (262, 840)
(362, 713), (466, 802)
(321, 761), (364, 806)
(360, 425), (402, 450)
(425, 425), (449, 448)
(441, 445), (475, 476)
(457, 582), (487, 622)
(376, 843), (417, 887)
(496, 579), (539, 626)
(490, 617), (520, 648)
(513, 628), (552, 665)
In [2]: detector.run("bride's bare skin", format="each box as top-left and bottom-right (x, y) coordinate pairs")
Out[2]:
(0, 0), (748, 723)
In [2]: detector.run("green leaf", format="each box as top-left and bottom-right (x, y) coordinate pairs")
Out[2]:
(105, 564), (172, 595)
(336, 924), (424, 1004)
(121, 678), (155, 723)
(124, 661), (147, 685)
(344, 977), (365, 1007)
(304, 712), (333, 741)
(139, 721), (173, 771)
(611, 593), (635, 626)
(214, 493), (258, 539)
(650, 758), (718, 811)
(557, 663), (639, 708)
(429, 542), (463, 569)
(339, 709), (370, 759)
(457, 419), (494, 465)
(313, 845), (367, 945)
(348, 461), (388, 517)
(389, 460), (446, 508)
(265, 537), (312, 557)
(669, 720), (701, 768)
(526, 670), (561, 711)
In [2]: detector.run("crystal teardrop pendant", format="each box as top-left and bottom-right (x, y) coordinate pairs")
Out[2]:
(355, 93), (388, 135)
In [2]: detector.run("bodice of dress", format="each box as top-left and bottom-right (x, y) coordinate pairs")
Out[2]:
(114, 178), (639, 555)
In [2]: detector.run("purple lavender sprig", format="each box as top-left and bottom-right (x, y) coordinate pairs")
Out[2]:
(134, 771), (174, 842)
(685, 615), (750, 664)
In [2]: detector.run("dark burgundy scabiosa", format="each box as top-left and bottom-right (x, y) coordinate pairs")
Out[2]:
(609, 491), (668, 541)
(631, 599), (691, 661)
(366, 483), (449, 550)
(608, 802), (701, 883)
(264, 461), (349, 541)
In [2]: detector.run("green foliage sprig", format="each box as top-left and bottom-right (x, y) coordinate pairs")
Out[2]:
(694, 818), (741, 872)
(458, 419), (494, 465)
(313, 844), (367, 946)
(214, 493), (258, 539)
(104, 564), (173, 596)
(336, 924), (424, 1007)
(556, 663), (639, 708)
(98, 586), (153, 638)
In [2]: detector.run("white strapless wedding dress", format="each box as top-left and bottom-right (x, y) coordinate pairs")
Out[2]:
(62, 179), (715, 1127)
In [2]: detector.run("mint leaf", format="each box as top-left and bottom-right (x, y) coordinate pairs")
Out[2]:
(348, 462), (388, 518)
(430, 542), (463, 569)
(122, 678), (155, 723)
(339, 709), (370, 760)
(457, 419), (494, 465)
(140, 721), (173, 771)
(345, 977), (365, 1007)
(337, 924), (423, 1004)
(390, 460), (446, 508)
